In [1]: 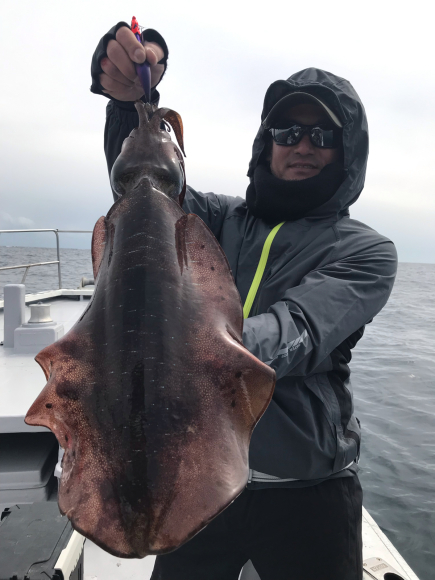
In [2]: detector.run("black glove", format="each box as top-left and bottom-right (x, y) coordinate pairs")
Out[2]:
(90, 22), (169, 101)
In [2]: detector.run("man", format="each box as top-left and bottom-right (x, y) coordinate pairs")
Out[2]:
(91, 23), (397, 580)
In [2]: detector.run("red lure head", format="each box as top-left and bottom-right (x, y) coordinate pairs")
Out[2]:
(131, 16), (140, 36)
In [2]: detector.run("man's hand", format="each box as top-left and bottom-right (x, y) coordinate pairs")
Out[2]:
(100, 26), (165, 101)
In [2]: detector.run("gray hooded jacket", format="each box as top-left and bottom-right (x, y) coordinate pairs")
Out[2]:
(103, 68), (397, 487)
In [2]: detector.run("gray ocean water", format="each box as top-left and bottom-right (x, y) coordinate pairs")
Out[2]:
(1, 247), (434, 579)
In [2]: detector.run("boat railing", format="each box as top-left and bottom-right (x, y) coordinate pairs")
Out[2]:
(0, 229), (92, 289)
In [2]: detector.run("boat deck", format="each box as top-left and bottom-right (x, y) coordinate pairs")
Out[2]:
(0, 291), (419, 579)
(82, 507), (420, 580)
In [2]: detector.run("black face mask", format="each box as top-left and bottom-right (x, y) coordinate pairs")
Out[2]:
(246, 162), (345, 223)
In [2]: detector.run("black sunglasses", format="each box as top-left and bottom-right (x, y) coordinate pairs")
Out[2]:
(270, 123), (341, 149)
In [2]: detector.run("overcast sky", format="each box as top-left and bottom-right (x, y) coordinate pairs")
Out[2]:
(0, 0), (434, 262)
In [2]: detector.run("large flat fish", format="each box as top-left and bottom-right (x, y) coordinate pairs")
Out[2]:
(25, 102), (275, 558)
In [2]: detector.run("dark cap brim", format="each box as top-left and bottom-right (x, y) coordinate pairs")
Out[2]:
(263, 92), (343, 129)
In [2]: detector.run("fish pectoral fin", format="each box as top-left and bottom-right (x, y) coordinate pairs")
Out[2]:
(91, 216), (107, 279)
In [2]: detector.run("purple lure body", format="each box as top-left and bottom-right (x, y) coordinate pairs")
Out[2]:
(134, 32), (151, 103)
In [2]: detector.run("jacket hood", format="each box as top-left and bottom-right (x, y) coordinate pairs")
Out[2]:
(248, 68), (369, 217)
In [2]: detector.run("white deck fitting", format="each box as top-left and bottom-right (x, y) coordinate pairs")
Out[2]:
(362, 508), (419, 580)
(0, 294), (419, 579)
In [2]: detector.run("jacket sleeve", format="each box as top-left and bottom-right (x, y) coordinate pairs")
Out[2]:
(182, 187), (235, 239)
(242, 239), (398, 379)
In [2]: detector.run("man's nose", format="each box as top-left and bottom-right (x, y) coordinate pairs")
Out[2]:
(293, 134), (315, 154)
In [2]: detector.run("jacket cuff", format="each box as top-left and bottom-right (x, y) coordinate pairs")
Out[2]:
(242, 313), (281, 364)
(90, 23), (169, 99)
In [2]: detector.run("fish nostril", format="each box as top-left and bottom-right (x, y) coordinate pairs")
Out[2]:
(45, 403), (52, 409)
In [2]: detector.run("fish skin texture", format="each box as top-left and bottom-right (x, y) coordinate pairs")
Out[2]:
(25, 104), (275, 558)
